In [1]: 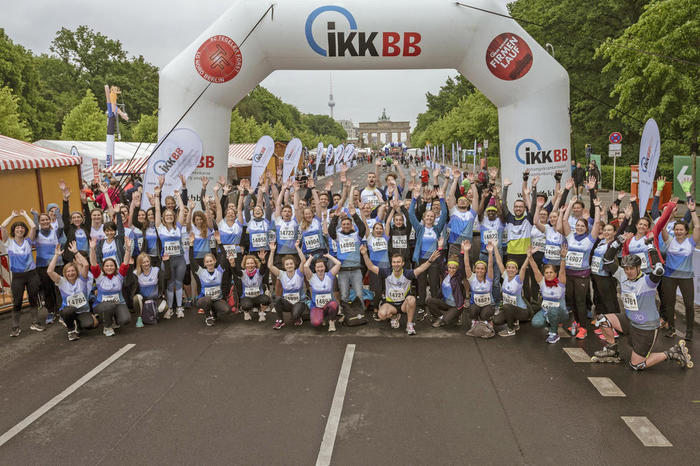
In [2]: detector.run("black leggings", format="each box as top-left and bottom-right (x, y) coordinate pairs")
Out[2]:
(240, 295), (271, 311)
(196, 296), (230, 318)
(591, 274), (619, 317)
(426, 297), (461, 325)
(493, 304), (530, 330)
(36, 266), (60, 314)
(661, 276), (694, 333)
(273, 296), (308, 321)
(61, 306), (98, 331)
(10, 270), (40, 329)
(565, 274), (590, 325)
(94, 302), (131, 328)
(416, 258), (442, 307)
(468, 303), (495, 321)
(368, 270), (383, 310)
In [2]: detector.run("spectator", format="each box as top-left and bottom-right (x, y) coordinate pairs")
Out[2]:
(588, 161), (601, 190)
(573, 162), (586, 197)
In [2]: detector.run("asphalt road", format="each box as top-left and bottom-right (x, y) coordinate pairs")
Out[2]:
(0, 161), (697, 465)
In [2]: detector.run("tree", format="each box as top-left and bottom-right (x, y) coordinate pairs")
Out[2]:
(301, 114), (347, 140)
(132, 111), (158, 143)
(413, 75), (475, 138)
(0, 86), (31, 140)
(271, 121), (292, 141)
(597, 0), (699, 155)
(60, 89), (106, 141)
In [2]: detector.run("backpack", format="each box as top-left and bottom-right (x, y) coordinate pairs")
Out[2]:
(342, 298), (368, 327)
(142, 299), (158, 325)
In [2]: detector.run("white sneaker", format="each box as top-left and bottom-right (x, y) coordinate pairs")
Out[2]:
(258, 311), (267, 322)
(406, 323), (416, 336)
(103, 327), (115, 337)
(163, 308), (174, 319)
(390, 315), (400, 329)
(328, 321), (336, 332)
(176, 307), (185, 319)
(243, 311), (252, 321)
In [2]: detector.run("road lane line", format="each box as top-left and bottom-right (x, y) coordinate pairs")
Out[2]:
(316, 343), (356, 466)
(621, 416), (672, 447)
(0, 344), (135, 448)
(563, 347), (592, 363)
(587, 377), (626, 397)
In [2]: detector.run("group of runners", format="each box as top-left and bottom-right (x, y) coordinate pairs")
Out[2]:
(2, 159), (694, 370)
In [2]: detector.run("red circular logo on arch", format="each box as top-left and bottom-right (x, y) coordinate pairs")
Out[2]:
(486, 33), (533, 81)
(194, 35), (243, 83)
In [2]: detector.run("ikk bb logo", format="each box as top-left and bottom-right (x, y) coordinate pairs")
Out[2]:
(515, 138), (568, 165)
(305, 6), (422, 57)
(254, 147), (268, 163)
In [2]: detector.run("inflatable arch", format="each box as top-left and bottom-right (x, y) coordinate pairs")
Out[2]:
(158, 0), (571, 204)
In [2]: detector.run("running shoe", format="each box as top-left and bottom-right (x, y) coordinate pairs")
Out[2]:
(135, 317), (144, 328)
(406, 323), (416, 336)
(258, 311), (267, 322)
(432, 316), (445, 328)
(163, 308), (174, 319)
(205, 316), (215, 327)
(514, 320), (520, 331)
(176, 307), (185, 319)
(328, 321), (337, 332)
(9, 327), (21, 337)
(273, 320), (285, 330)
(243, 311), (252, 321)
(197, 308), (205, 315)
(67, 330), (79, 341)
(30, 323), (46, 332)
(594, 328), (603, 335)
(293, 317), (303, 326)
(103, 327), (115, 337)
(546, 332), (560, 344)
(498, 328), (516, 337)
(390, 314), (401, 329)
(45, 313), (55, 325)
(373, 311), (381, 322)
(575, 327), (587, 340)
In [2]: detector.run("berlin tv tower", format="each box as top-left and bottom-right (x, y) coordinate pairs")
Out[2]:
(328, 74), (335, 120)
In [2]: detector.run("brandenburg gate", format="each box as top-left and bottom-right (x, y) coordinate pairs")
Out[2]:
(358, 109), (411, 149)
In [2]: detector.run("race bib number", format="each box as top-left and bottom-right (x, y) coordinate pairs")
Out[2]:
(409, 229), (416, 241)
(164, 241), (181, 256)
(544, 245), (561, 261)
(67, 293), (87, 308)
(304, 234), (321, 251)
(315, 293), (332, 307)
(502, 293), (517, 306)
(223, 244), (237, 258)
(386, 287), (406, 302)
(591, 256), (602, 274)
(102, 294), (120, 304)
(370, 237), (388, 251)
(209, 238), (216, 249)
(635, 253), (649, 270)
(339, 238), (356, 254)
(474, 293), (492, 307)
(283, 292), (300, 304)
(541, 299), (559, 310)
(565, 251), (584, 268)
(532, 237), (546, 250)
(278, 227), (295, 241)
(181, 237), (190, 249)
(204, 287), (222, 300)
(251, 233), (267, 248)
(392, 235), (407, 249)
(244, 287), (260, 298)
(483, 230), (499, 244)
(366, 195), (380, 208)
(622, 292), (639, 311)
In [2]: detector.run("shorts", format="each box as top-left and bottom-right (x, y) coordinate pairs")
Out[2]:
(615, 312), (658, 358)
(382, 300), (404, 313)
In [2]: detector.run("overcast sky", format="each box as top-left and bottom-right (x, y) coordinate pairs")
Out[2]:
(3, 0), (510, 129)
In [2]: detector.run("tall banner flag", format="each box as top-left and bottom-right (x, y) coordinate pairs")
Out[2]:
(142, 128), (203, 209)
(249, 135), (275, 192)
(342, 144), (355, 167)
(282, 138), (303, 182)
(441, 144), (445, 166)
(451, 143), (455, 166)
(315, 142), (324, 173)
(638, 118), (661, 214)
(333, 144), (344, 173)
(325, 144), (335, 175)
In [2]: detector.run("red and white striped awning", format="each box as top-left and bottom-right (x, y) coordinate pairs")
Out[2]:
(0, 135), (81, 171)
(102, 156), (149, 175)
(228, 143), (256, 167)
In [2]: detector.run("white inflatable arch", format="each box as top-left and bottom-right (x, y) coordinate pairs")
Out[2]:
(158, 0), (571, 204)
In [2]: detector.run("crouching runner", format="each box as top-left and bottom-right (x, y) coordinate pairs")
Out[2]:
(593, 233), (693, 369)
(360, 244), (440, 336)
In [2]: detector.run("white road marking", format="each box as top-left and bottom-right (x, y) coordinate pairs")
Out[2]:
(588, 377), (626, 397)
(621, 416), (672, 447)
(0, 344), (135, 448)
(316, 344), (356, 466)
(563, 347), (592, 363)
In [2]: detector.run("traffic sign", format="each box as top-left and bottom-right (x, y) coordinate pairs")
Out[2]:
(483, 139), (489, 149)
(609, 132), (622, 144)
(673, 155), (699, 198)
(608, 143), (621, 157)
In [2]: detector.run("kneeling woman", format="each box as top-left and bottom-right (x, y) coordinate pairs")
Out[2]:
(268, 241), (308, 330)
(89, 237), (132, 336)
(492, 244), (531, 337)
(463, 240), (496, 338)
(302, 253), (342, 332)
(47, 242), (95, 341)
(529, 244), (569, 344)
(132, 253), (169, 328)
(191, 231), (230, 326)
(239, 250), (271, 321)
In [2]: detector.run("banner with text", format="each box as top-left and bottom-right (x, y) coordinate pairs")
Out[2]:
(282, 138), (303, 182)
(250, 135), (275, 191)
(638, 118), (661, 214)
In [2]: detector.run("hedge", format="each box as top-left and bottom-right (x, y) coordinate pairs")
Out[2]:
(600, 164), (673, 192)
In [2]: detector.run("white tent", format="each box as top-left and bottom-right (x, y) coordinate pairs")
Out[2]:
(33, 140), (155, 168)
